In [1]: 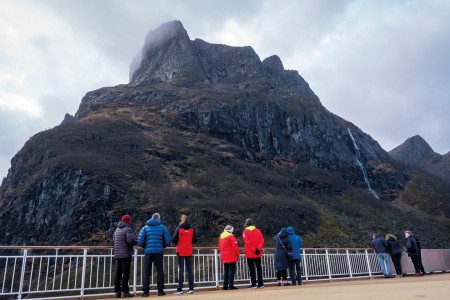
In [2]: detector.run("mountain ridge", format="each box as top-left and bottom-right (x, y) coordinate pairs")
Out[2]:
(1, 20), (449, 248)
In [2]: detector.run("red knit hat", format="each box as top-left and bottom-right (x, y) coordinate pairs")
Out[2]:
(122, 214), (131, 224)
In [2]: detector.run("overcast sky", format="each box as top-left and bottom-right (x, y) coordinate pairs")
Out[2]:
(1, 0), (449, 179)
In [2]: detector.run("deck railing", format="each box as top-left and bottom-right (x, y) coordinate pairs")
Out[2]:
(1, 246), (449, 299)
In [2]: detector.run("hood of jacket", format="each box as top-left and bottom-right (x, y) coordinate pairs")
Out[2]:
(146, 218), (162, 226)
(117, 221), (129, 229)
(220, 231), (233, 239)
(180, 221), (192, 230)
(278, 227), (289, 238)
(287, 226), (295, 235)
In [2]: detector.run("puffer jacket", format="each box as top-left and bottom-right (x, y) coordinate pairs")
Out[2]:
(286, 226), (303, 260)
(137, 218), (171, 254)
(242, 226), (264, 258)
(172, 221), (197, 257)
(113, 222), (136, 259)
(218, 231), (240, 263)
(406, 236), (419, 257)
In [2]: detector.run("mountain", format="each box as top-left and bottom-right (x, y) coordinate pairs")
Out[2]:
(1, 21), (450, 248)
(390, 135), (450, 182)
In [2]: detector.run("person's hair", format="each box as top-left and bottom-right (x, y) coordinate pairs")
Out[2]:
(404, 230), (412, 235)
(245, 218), (253, 227)
(152, 213), (160, 220)
(180, 214), (187, 225)
(384, 234), (390, 240)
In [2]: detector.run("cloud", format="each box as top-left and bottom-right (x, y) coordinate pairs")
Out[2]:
(1, 0), (450, 180)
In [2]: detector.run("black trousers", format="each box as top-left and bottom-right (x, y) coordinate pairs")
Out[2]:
(276, 270), (287, 281)
(288, 259), (302, 284)
(390, 253), (402, 276)
(246, 257), (264, 287)
(418, 252), (426, 274)
(177, 256), (194, 291)
(114, 257), (132, 293)
(410, 255), (420, 273)
(143, 253), (164, 293)
(223, 262), (237, 288)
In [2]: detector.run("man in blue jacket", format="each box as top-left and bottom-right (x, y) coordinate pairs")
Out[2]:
(371, 233), (392, 278)
(287, 226), (303, 285)
(138, 213), (171, 297)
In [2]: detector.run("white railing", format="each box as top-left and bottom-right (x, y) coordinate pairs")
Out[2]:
(1, 246), (449, 299)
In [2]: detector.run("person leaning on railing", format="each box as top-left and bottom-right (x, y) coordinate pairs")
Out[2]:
(404, 230), (421, 276)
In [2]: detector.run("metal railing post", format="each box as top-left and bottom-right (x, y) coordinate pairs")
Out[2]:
(302, 249), (309, 282)
(346, 250), (353, 278)
(133, 248), (138, 295)
(214, 249), (219, 289)
(80, 249), (88, 299)
(18, 249), (28, 300)
(325, 249), (332, 279)
(365, 250), (372, 276)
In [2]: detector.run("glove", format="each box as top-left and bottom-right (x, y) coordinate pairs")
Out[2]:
(254, 249), (261, 255)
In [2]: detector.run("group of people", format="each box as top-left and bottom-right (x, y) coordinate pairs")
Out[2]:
(113, 213), (304, 298)
(371, 230), (426, 278)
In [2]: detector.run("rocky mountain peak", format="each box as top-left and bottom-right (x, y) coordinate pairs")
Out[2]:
(389, 135), (435, 165)
(129, 20), (206, 84)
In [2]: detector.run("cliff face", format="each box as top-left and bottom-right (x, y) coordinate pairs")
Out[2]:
(1, 20), (450, 248)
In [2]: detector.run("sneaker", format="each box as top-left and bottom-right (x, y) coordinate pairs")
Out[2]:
(257, 285), (264, 289)
(223, 287), (228, 290)
(248, 285), (257, 289)
(173, 291), (183, 295)
(229, 286), (238, 290)
(141, 293), (149, 298)
(187, 289), (194, 294)
(122, 292), (134, 298)
(158, 291), (166, 296)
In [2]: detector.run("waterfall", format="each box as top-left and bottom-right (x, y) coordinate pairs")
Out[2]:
(347, 128), (379, 199)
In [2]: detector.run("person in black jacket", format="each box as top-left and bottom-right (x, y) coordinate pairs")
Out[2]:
(404, 230), (421, 276)
(412, 232), (426, 275)
(385, 234), (403, 277)
(113, 214), (137, 298)
(371, 233), (392, 278)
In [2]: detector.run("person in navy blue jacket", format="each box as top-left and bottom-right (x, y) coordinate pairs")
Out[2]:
(371, 233), (392, 278)
(287, 226), (303, 285)
(137, 213), (171, 297)
(385, 234), (403, 277)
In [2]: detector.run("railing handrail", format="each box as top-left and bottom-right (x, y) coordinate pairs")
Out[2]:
(0, 245), (377, 251)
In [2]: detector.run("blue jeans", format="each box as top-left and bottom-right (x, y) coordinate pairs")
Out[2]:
(177, 256), (194, 291)
(377, 253), (392, 276)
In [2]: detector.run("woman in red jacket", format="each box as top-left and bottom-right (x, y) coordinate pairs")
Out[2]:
(172, 214), (197, 294)
(242, 218), (265, 288)
(218, 225), (240, 290)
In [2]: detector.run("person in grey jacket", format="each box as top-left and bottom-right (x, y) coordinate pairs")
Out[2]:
(113, 214), (136, 298)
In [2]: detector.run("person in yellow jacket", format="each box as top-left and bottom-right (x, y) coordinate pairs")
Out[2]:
(218, 225), (240, 290)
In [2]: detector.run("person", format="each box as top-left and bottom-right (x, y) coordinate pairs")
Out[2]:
(385, 233), (403, 278)
(113, 214), (136, 298)
(242, 218), (265, 288)
(218, 225), (240, 290)
(412, 232), (426, 275)
(137, 213), (171, 297)
(172, 214), (197, 295)
(274, 228), (292, 286)
(371, 233), (392, 278)
(404, 230), (421, 276)
(287, 226), (303, 285)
